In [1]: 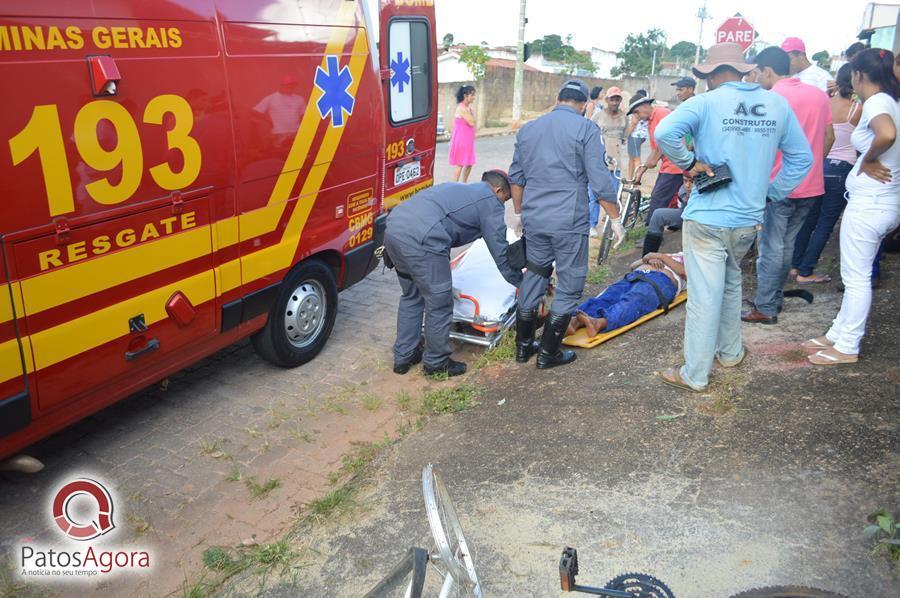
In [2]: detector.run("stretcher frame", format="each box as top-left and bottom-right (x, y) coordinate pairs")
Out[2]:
(449, 295), (518, 349)
(562, 291), (687, 348)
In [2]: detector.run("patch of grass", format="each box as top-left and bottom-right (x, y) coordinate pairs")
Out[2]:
(245, 477), (280, 499)
(199, 437), (221, 455)
(705, 384), (740, 416)
(396, 390), (413, 411)
(307, 485), (355, 519)
(475, 331), (516, 369)
(586, 264), (613, 285)
(865, 508), (900, 570)
(425, 370), (450, 382)
(322, 393), (349, 415)
(267, 405), (290, 430)
(224, 467), (242, 482)
(612, 224), (647, 253)
(243, 427), (262, 439)
(127, 512), (151, 534)
(421, 384), (480, 415)
(250, 540), (295, 568)
(360, 393), (384, 412)
(288, 423), (316, 443)
(202, 547), (244, 574)
(181, 577), (212, 598)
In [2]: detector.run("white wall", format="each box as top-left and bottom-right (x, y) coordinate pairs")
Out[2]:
(590, 48), (619, 78)
(438, 53), (475, 83)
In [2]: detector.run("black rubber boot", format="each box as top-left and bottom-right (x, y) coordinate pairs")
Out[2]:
(423, 358), (467, 378)
(536, 313), (577, 370)
(393, 346), (423, 375)
(641, 233), (663, 256)
(515, 308), (540, 363)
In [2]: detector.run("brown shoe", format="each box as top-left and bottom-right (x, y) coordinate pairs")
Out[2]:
(741, 309), (777, 325)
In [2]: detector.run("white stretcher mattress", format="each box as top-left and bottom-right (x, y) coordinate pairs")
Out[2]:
(451, 229), (519, 323)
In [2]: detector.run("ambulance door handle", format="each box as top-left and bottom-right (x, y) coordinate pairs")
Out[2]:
(125, 338), (160, 361)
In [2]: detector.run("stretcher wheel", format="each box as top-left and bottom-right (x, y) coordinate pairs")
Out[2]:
(252, 259), (338, 368)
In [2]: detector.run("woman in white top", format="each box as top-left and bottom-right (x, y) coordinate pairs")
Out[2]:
(805, 48), (900, 365)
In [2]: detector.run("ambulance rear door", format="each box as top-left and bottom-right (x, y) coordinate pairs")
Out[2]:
(379, 0), (437, 209)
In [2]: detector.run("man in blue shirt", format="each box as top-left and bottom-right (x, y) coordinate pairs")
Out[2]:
(653, 43), (812, 392)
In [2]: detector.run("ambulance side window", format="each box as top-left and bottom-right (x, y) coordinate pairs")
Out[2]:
(388, 19), (431, 125)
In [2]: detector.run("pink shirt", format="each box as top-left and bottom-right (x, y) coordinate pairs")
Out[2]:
(770, 78), (832, 198)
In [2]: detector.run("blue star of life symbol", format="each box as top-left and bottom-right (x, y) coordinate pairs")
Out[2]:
(314, 55), (355, 127)
(390, 51), (411, 93)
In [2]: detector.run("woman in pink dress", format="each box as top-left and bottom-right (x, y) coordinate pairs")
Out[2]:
(449, 85), (477, 182)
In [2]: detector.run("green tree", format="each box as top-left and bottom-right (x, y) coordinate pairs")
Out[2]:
(612, 28), (668, 77)
(529, 34), (596, 74)
(668, 40), (697, 64)
(442, 33), (454, 50)
(459, 45), (489, 80)
(811, 50), (830, 69)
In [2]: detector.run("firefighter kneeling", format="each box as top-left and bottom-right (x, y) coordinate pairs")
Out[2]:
(383, 171), (522, 377)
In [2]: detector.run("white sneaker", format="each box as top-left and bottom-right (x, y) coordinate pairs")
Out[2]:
(589, 227), (599, 238)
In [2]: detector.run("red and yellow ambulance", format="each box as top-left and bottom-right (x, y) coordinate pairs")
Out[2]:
(0, 0), (437, 459)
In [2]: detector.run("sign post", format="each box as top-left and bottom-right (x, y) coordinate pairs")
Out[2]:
(715, 14), (756, 53)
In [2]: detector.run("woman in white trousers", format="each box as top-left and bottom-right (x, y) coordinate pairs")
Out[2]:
(805, 48), (900, 365)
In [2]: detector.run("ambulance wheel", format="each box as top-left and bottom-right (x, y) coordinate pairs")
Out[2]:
(252, 260), (338, 368)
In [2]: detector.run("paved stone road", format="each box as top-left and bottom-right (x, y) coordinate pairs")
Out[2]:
(0, 136), (517, 597)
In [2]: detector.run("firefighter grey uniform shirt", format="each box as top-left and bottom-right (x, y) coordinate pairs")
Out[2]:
(508, 104), (619, 234)
(385, 182), (522, 287)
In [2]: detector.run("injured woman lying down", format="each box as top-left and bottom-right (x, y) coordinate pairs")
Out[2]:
(568, 252), (686, 337)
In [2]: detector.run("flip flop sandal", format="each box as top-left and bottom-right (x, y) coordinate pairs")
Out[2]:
(657, 367), (705, 393)
(808, 349), (858, 366)
(796, 273), (832, 285)
(801, 337), (833, 351)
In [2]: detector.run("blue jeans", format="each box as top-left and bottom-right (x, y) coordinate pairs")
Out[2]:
(681, 220), (758, 390)
(754, 197), (818, 316)
(792, 160), (852, 276)
(648, 207), (684, 236)
(577, 271), (676, 331)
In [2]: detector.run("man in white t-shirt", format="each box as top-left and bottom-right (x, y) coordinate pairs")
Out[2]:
(782, 37), (833, 93)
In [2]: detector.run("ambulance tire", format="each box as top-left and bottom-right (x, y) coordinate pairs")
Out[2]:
(252, 260), (338, 368)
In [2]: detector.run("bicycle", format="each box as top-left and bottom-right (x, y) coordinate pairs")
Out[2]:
(596, 164), (649, 266)
(365, 464), (482, 598)
(366, 467), (848, 598)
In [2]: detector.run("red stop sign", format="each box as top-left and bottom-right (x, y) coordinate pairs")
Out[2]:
(715, 14), (756, 52)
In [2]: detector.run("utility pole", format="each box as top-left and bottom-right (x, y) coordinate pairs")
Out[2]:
(694, 0), (710, 65)
(512, 0), (527, 124)
(651, 49), (657, 76)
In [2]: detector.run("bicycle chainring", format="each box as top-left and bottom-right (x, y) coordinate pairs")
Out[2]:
(604, 572), (676, 597)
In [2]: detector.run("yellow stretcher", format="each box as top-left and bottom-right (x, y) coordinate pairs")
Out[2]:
(562, 291), (687, 348)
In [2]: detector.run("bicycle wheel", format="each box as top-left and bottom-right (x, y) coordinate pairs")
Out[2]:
(596, 219), (614, 266)
(622, 189), (643, 230)
(728, 586), (848, 598)
(422, 464), (483, 597)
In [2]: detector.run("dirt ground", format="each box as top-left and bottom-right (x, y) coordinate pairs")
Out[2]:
(222, 229), (900, 598)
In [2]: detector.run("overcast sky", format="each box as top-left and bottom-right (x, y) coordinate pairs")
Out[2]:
(432, 0), (880, 57)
